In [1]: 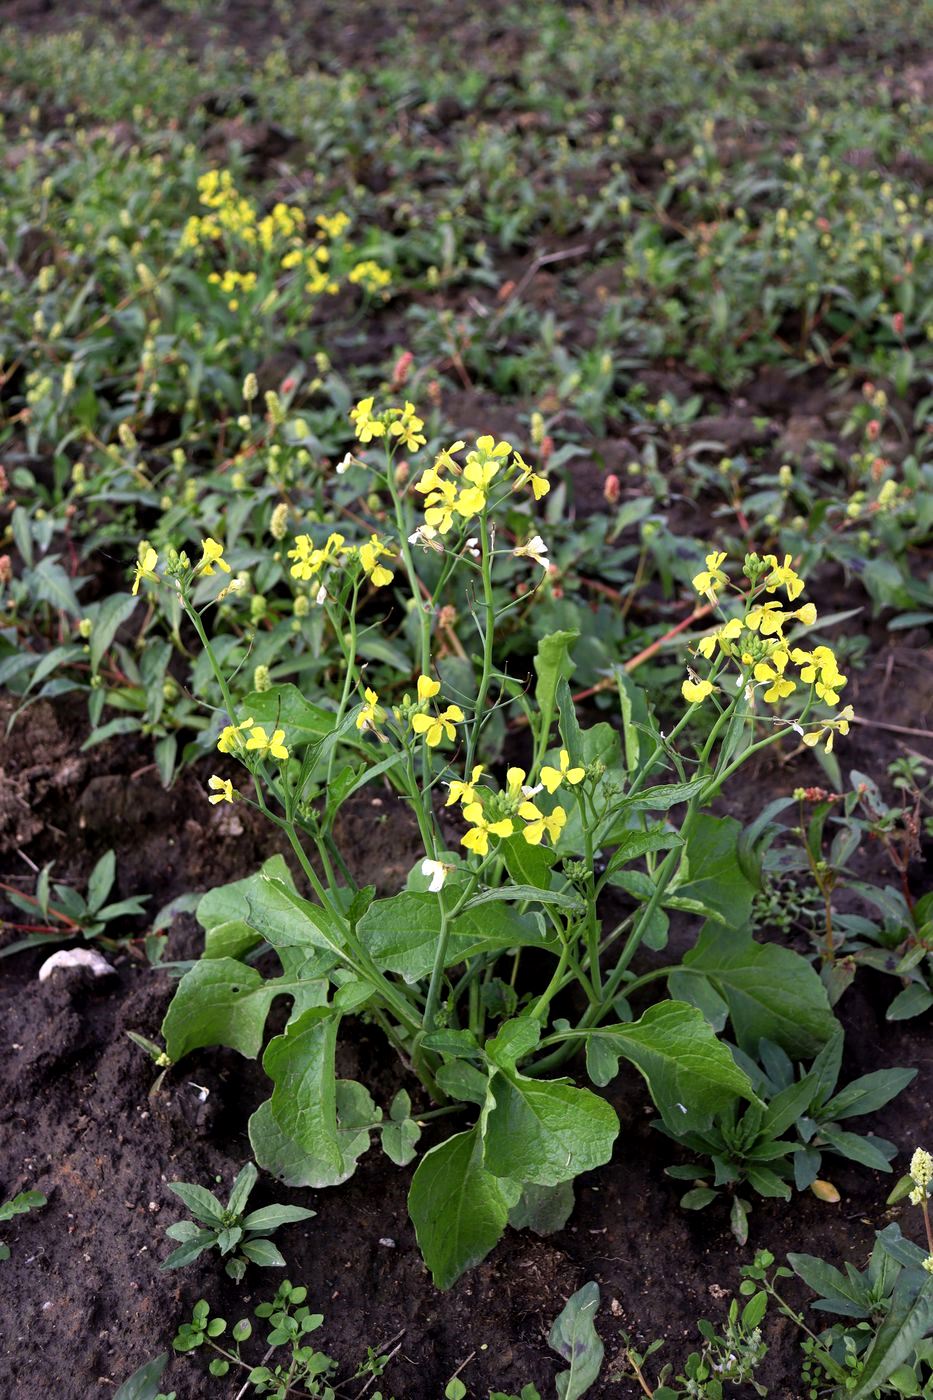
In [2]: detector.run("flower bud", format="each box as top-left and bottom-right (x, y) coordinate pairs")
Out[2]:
(603, 473), (621, 505)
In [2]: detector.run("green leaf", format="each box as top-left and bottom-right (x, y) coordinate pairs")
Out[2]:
(408, 1127), (511, 1289)
(162, 959), (279, 1061)
(548, 1281), (604, 1400)
(507, 1180), (575, 1235)
(241, 1203), (315, 1231)
(86, 849), (116, 914)
(501, 834), (557, 891)
(90, 594), (139, 675)
(30, 556), (83, 617)
(622, 777), (707, 814)
(483, 1070), (618, 1187)
(672, 925), (836, 1058)
(534, 631), (578, 747)
(672, 815), (755, 928)
(197, 855), (294, 933)
(249, 1009), (372, 1188)
(787, 1253), (874, 1317)
(113, 1353), (170, 1400)
(848, 1276), (933, 1400)
(226, 1162), (258, 1217)
(237, 683), (336, 745)
(604, 826), (682, 878)
(593, 1001), (757, 1132)
(167, 1181), (226, 1226)
(239, 1238), (287, 1267)
(358, 892), (552, 982)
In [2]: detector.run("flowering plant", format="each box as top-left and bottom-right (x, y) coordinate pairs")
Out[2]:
(145, 398), (849, 1287)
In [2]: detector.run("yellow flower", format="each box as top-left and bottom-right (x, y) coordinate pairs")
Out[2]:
(794, 602), (817, 626)
(461, 801), (513, 856)
(746, 601), (787, 636)
(505, 767), (527, 803)
(454, 485), (487, 518)
(207, 775), (235, 805)
(350, 397), (386, 443)
(802, 704), (854, 753)
(763, 552), (805, 601)
(512, 450), (550, 499)
(131, 543), (159, 595)
(388, 401), (426, 452)
(540, 750), (585, 794)
(691, 551), (729, 600)
(411, 704), (464, 747)
(359, 534), (394, 587)
(423, 478), (459, 534)
(356, 688), (384, 733)
(434, 441), (465, 472)
(518, 801), (567, 847)
(197, 537), (231, 576)
(217, 715), (254, 753)
(245, 725), (290, 760)
(682, 677), (714, 703)
(446, 764), (484, 807)
(417, 674), (441, 702)
(754, 652), (796, 704)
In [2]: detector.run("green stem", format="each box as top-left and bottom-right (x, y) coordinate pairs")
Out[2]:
(464, 511), (496, 775)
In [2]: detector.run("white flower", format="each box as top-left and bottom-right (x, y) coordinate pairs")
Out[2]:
(464, 537), (481, 559)
(513, 534), (549, 568)
(336, 452), (355, 474)
(409, 524), (443, 552)
(314, 584), (327, 605)
(421, 858), (448, 893)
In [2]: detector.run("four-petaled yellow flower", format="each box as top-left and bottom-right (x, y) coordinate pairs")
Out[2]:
(461, 802), (513, 856)
(763, 552), (804, 601)
(350, 397), (386, 442)
(423, 478), (460, 534)
(682, 677), (714, 703)
(446, 764), (484, 807)
(540, 750), (585, 794)
(207, 775), (236, 805)
(132, 543), (159, 595)
(692, 551), (729, 600)
(417, 674), (441, 702)
(754, 650), (797, 704)
(197, 537), (231, 576)
(389, 402), (426, 452)
(217, 715), (254, 753)
(359, 535), (394, 587)
(245, 725), (290, 760)
(356, 687), (384, 733)
(411, 704), (464, 747)
(518, 801), (567, 847)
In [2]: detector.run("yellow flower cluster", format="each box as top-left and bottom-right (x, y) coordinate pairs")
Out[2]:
(216, 714), (289, 762)
(409, 436), (549, 537)
(179, 170), (387, 306)
(286, 529), (395, 592)
(442, 752), (582, 855)
(684, 551), (854, 752)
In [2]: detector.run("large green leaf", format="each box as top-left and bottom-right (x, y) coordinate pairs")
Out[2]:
(162, 959), (280, 1061)
(671, 814), (755, 928)
(249, 1008), (372, 1188)
(483, 1070), (618, 1187)
(357, 892), (553, 982)
(408, 1126), (511, 1289)
(671, 925), (836, 1058)
(590, 1001), (757, 1132)
(548, 1281), (604, 1400)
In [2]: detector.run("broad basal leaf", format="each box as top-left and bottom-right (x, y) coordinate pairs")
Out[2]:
(483, 1070), (618, 1187)
(249, 1008), (372, 1188)
(671, 924), (837, 1058)
(408, 1126), (512, 1289)
(358, 892), (552, 982)
(590, 1000), (757, 1132)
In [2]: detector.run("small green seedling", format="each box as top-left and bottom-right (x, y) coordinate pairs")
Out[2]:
(1, 849), (148, 957)
(163, 1162), (314, 1281)
(0, 1188), (47, 1261)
